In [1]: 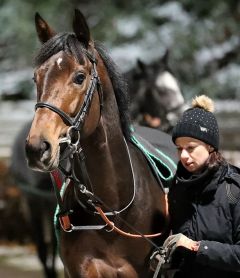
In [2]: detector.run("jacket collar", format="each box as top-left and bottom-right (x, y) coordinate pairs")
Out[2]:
(175, 162), (226, 198)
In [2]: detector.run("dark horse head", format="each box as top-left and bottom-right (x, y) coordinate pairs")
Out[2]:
(25, 9), (171, 278)
(127, 50), (185, 132)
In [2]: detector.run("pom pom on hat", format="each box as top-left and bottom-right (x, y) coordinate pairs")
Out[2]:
(192, 95), (214, 112)
(172, 95), (219, 150)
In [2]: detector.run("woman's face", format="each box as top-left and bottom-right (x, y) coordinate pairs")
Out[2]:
(175, 137), (213, 173)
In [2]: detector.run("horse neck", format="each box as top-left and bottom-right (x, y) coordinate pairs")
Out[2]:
(78, 84), (133, 211)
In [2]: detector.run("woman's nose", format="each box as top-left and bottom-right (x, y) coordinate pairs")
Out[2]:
(180, 149), (189, 160)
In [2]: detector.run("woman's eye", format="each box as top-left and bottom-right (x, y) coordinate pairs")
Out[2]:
(73, 73), (85, 85)
(187, 146), (195, 152)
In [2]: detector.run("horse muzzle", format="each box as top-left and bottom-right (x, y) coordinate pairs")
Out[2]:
(25, 136), (60, 171)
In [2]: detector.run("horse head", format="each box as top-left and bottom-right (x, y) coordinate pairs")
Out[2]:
(26, 10), (110, 172)
(129, 50), (185, 131)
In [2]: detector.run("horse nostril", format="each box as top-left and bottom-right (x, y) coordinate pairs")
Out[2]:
(41, 140), (50, 152)
(25, 138), (51, 159)
(40, 140), (51, 157)
(25, 136), (54, 169)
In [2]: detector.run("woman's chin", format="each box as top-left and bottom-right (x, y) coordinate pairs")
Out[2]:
(184, 163), (196, 172)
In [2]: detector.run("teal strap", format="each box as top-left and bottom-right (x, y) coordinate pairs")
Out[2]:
(131, 134), (176, 182)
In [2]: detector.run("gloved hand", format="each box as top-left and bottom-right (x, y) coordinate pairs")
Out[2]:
(149, 247), (172, 274)
(163, 233), (200, 263)
(149, 248), (166, 271)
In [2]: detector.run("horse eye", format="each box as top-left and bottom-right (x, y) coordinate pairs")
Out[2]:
(32, 76), (36, 83)
(73, 73), (85, 85)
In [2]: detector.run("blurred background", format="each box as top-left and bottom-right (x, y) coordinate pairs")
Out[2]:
(0, 0), (240, 277)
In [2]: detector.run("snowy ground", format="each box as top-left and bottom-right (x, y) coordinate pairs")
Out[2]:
(0, 244), (64, 278)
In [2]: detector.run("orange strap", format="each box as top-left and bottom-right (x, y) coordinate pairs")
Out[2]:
(165, 193), (169, 218)
(59, 215), (72, 231)
(59, 194), (168, 237)
(95, 206), (163, 238)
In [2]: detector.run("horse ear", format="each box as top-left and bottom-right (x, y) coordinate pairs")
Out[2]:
(72, 9), (91, 48)
(161, 49), (170, 66)
(35, 12), (56, 43)
(137, 59), (146, 73)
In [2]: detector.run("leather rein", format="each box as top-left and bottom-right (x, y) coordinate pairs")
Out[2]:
(35, 48), (164, 239)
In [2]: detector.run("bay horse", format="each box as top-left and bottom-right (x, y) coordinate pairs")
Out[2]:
(25, 9), (175, 277)
(10, 120), (58, 278)
(127, 50), (185, 133)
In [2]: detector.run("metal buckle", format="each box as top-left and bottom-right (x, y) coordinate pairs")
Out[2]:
(59, 126), (80, 146)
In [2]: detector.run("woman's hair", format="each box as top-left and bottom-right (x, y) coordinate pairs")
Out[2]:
(207, 151), (225, 168)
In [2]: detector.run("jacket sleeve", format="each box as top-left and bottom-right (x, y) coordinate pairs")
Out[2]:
(195, 197), (240, 271)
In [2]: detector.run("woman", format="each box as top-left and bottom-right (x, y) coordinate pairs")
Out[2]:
(162, 95), (240, 277)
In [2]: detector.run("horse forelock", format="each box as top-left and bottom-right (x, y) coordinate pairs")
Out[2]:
(34, 32), (85, 67)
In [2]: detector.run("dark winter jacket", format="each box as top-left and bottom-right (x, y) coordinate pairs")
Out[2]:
(168, 161), (240, 278)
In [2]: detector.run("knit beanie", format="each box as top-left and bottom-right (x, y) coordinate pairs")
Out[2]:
(172, 95), (219, 150)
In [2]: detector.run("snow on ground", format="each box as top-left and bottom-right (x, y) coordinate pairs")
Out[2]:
(0, 244), (63, 271)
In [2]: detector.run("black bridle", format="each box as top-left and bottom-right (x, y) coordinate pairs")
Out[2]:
(35, 51), (103, 132)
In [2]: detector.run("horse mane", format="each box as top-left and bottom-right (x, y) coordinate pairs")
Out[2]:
(94, 41), (131, 140)
(34, 33), (131, 140)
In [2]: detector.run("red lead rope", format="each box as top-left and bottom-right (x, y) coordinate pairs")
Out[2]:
(51, 170), (63, 190)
